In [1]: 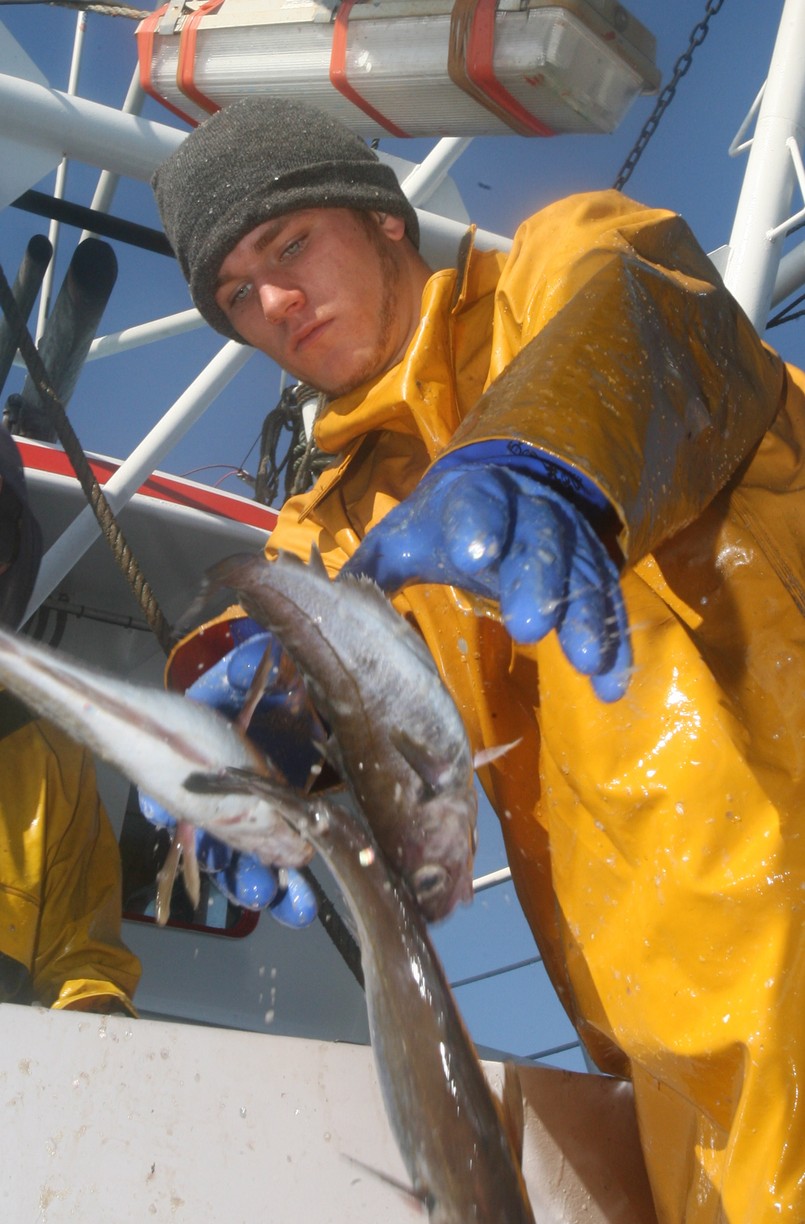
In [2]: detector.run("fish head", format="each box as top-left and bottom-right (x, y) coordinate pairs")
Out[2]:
(403, 789), (478, 923)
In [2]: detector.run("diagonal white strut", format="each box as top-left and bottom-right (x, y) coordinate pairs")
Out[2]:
(724, 0), (805, 330)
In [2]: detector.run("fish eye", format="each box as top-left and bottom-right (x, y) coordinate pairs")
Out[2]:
(412, 863), (448, 903)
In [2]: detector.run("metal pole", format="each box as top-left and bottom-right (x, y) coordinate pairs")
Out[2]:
(0, 72), (184, 188)
(772, 235), (805, 306)
(401, 137), (473, 207)
(0, 234), (52, 398)
(81, 309), (204, 362)
(82, 65), (147, 240)
(25, 341), (254, 619)
(13, 238), (118, 441)
(36, 10), (87, 339)
(724, 0), (805, 329)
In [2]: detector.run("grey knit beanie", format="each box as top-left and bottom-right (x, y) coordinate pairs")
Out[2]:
(152, 96), (420, 341)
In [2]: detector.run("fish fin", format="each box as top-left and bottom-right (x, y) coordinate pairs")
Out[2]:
(473, 738), (522, 770)
(302, 754), (350, 801)
(306, 544), (330, 580)
(389, 727), (448, 797)
(341, 1153), (427, 1208)
(155, 836), (181, 927)
(317, 732), (348, 775)
(184, 766), (281, 799)
(235, 639), (278, 737)
(497, 1062), (526, 1166)
(177, 821), (201, 910)
(183, 552), (260, 628)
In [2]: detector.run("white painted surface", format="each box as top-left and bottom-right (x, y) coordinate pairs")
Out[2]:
(0, 1004), (657, 1223)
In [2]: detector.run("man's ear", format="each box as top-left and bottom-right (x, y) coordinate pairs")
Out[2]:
(376, 212), (407, 242)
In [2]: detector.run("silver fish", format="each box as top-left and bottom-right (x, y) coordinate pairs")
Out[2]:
(186, 766), (536, 1224)
(0, 626), (315, 871)
(203, 550), (477, 921)
(0, 626), (535, 1221)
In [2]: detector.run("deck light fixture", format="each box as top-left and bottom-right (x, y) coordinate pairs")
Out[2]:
(137, 0), (659, 138)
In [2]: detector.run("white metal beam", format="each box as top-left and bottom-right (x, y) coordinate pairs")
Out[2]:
(724, 0), (805, 328)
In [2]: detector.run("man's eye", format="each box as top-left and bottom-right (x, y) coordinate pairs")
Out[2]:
(281, 237), (304, 261)
(230, 283), (252, 306)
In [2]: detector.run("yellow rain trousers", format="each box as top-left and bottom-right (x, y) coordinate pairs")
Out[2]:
(170, 191), (805, 1221)
(0, 692), (141, 1014)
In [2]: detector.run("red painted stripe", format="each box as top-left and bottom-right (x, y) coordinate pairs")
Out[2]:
(467, 0), (555, 137)
(124, 907), (260, 939)
(17, 440), (278, 533)
(330, 0), (410, 139)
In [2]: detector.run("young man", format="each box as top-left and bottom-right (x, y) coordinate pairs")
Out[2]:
(0, 426), (140, 1014)
(152, 96), (805, 1221)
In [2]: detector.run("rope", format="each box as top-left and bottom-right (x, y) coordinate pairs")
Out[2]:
(613, 0), (728, 191)
(0, 0), (150, 17)
(0, 260), (175, 655)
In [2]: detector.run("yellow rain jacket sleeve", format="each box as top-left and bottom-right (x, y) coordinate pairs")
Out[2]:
(256, 191), (805, 1223)
(0, 693), (141, 1015)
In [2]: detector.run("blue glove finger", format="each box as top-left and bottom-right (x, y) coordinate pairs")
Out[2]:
(496, 494), (576, 641)
(557, 560), (610, 674)
(195, 830), (233, 874)
(139, 792), (236, 869)
(495, 472), (630, 695)
(557, 521), (620, 676)
(441, 469), (512, 582)
(212, 854), (279, 910)
(138, 790), (176, 833)
(187, 633), (323, 788)
(187, 632), (278, 713)
(268, 869), (319, 929)
(590, 586), (632, 703)
(209, 857), (318, 927)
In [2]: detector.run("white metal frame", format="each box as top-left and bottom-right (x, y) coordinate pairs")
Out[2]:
(724, 0), (805, 326)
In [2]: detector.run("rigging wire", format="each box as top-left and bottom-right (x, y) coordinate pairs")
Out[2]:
(0, 259), (175, 655)
(451, 954), (542, 992)
(612, 0), (728, 191)
(767, 290), (805, 329)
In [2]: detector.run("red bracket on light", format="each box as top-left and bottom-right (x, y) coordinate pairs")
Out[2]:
(330, 0), (410, 138)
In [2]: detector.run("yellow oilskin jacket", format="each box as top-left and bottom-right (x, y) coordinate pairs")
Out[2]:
(170, 190), (805, 1222)
(0, 690), (141, 1014)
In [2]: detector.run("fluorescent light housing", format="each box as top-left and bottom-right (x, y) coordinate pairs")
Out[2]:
(137, 0), (659, 137)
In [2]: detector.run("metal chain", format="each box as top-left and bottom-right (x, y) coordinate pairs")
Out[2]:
(613, 0), (728, 191)
(0, 261), (175, 656)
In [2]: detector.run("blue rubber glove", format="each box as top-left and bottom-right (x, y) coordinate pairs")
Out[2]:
(342, 461), (631, 702)
(140, 628), (320, 926)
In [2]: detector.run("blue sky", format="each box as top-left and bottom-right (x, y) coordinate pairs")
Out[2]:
(0, 0), (802, 1068)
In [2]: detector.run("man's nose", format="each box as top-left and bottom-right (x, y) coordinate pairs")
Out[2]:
(257, 281), (303, 323)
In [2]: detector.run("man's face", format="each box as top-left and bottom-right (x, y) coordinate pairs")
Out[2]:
(215, 208), (419, 397)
